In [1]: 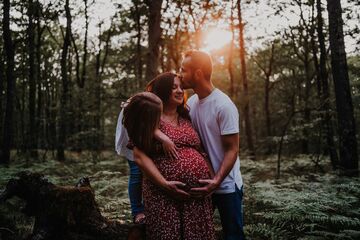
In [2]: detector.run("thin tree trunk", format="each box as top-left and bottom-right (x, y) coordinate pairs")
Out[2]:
(228, 0), (235, 99)
(237, 0), (255, 158)
(57, 0), (72, 161)
(35, 2), (43, 151)
(0, 48), (4, 145)
(28, 0), (38, 158)
(1, 0), (15, 164)
(254, 43), (275, 137)
(302, 44), (311, 154)
(317, 0), (339, 169)
(145, 0), (163, 83)
(327, 0), (358, 174)
(80, 0), (88, 88)
(133, 0), (143, 88)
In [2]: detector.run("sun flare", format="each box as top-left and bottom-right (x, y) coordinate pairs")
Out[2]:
(202, 28), (232, 52)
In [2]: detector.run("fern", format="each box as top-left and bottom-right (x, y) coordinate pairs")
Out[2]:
(245, 174), (360, 239)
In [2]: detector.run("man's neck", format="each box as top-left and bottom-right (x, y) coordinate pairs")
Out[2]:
(194, 82), (215, 100)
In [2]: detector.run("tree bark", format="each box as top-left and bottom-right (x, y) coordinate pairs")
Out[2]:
(133, 0), (143, 88)
(0, 172), (137, 240)
(145, 0), (163, 83)
(254, 43), (275, 137)
(35, 1), (44, 150)
(228, 0), (235, 99)
(317, 0), (339, 169)
(327, 0), (358, 174)
(1, 0), (15, 164)
(28, 0), (38, 158)
(57, 0), (72, 161)
(0, 47), (4, 146)
(237, 0), (255, 158)
(80, 0), (88, 88)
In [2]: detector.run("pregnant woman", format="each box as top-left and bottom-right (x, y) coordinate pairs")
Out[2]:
(123, 73), (215, 240)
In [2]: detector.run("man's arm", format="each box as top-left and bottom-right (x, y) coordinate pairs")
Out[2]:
(133, 147), (189, 199)
(190, 133), (239, 197)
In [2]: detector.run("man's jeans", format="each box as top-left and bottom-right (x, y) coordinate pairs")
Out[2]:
(127, 159), (144, 217)
(212, 185), (245, 240)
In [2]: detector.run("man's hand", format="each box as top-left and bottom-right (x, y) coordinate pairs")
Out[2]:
(163, 180), (190, 200)
(189, 179), (220, 198)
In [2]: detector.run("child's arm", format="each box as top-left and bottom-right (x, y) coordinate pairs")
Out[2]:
(154, 128), (179, 160)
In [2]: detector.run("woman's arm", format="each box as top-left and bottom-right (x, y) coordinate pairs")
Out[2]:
(154, 128), (179, 159)
(133, 147), (189, 199)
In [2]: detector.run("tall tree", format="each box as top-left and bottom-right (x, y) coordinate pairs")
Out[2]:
(27, 0), (38, 158)
(228, 0), (236, 99)
(316, 0), (338, 169)
(133, 0), (144, 88)
(57, 0), (72, 161)
(0, 43), (4, 143)
(145, 0), (163, 83)
(1, 0), (15, 164)
(253, 42), (276, 137)
(327, 0), (358, 174)
(237, 0), (255, 157)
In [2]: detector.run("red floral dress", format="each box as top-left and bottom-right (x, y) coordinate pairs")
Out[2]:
(143, 117), (215, 240)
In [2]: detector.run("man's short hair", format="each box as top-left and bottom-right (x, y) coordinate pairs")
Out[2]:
(183, 50), (213, 81)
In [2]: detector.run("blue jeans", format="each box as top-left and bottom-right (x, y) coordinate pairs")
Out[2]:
(127, 159), (144, 217)
(212, 185), (246, 240)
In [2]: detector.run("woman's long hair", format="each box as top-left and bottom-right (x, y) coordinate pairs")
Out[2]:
(146, 72), (190, 120)
(123, 92), (162, 154)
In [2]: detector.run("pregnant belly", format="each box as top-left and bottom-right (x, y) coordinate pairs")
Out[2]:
(155, 148), (211, 189)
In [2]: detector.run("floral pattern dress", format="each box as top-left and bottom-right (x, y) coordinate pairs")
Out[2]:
(143, 117), (215, 240)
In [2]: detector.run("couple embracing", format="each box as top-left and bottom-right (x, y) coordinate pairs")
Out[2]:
(116, 50), (245, 240)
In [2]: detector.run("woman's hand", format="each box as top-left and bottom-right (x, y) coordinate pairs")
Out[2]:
(162, 136), (179, 160)
(163, 180), (190, 200)
(154, 128), (179, 160)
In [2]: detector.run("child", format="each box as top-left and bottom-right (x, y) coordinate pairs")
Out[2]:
(115, 92), (178, 224)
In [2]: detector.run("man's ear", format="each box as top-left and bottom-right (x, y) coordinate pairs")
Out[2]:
(195, 69), (203, 80)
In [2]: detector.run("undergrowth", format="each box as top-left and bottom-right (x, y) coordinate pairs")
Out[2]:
(0, 151), (359, 240)
(242, 155), (360, 240)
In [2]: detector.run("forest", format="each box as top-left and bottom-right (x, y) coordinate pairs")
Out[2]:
(0, 0), (359, 239)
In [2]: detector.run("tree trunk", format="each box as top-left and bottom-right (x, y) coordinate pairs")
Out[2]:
(327, 0), (358, 175)
(254, 42), (275, 137)
(237, 0), (255, 158)
(36, 2), (43, 150)
(145, 0), (162, 83)
(57, 0), (72, 161)
(1, 0), (15, 164)
(302, 43), (311, 154)
(0, 172), (137, 240)
(228, 0), (235, 99)
(80, 0), (88, 88)
(317, 0), (339, 169)
(133, 0), (143, 88)
(0, 47), (4, 146)
(28, 0), (38, 158)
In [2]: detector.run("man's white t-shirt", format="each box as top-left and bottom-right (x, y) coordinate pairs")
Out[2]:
(115, 108), (134, 161)
(187, 88), (243, 194)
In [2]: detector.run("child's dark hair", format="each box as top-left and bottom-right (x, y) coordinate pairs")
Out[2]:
(123, 92), (162, 154)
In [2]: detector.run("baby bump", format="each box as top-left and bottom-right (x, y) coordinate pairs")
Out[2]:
(156, 148), (211, 189)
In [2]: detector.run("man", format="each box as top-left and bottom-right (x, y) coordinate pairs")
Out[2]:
(133, 50), (245, 239)
(181, 50), (245, 240)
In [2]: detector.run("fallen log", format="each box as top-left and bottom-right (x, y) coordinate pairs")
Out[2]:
(0, 171), (145, 240)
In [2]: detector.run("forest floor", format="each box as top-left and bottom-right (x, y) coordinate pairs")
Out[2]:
(0, 150), (359, 239)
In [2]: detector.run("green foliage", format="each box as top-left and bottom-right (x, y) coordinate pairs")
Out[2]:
(243, 156), (360, 240)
